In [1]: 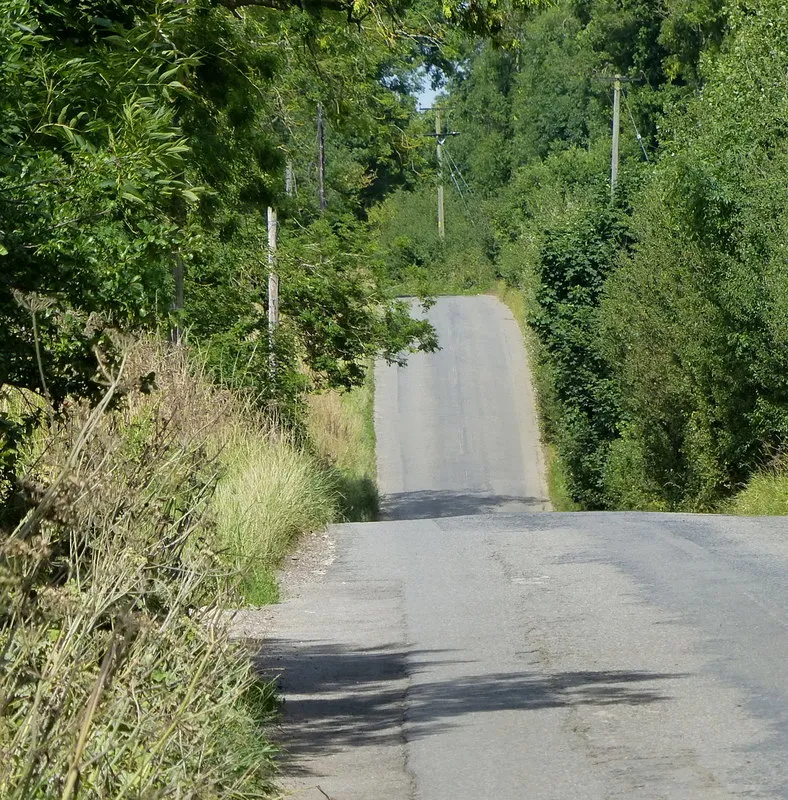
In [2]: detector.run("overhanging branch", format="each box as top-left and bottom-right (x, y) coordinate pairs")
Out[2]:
(218, 0), (354, 14)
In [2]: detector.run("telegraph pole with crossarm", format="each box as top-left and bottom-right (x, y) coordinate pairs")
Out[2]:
(595, 74), (641, 197)
(421, 107), (459, 239)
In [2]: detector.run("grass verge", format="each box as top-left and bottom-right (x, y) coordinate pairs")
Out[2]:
(492, 280), (577, 512)
(306, 368), (379, 522)
(213, 429), (338, 605)
(213, 366), (379, 605)
(544, 443), (581, 512)
(728, 466), (788, 516)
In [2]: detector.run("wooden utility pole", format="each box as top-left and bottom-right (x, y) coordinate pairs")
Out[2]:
(267, 206), (278, 378)
(285, 160), (296, 197)
(611, 75), (622, 196)
(595, 73), (641, 195)
(436, 109), (445, 239)
(317, 103), (327, 212)
(170, 251), (185, 345)
(419, 106), (459, 237)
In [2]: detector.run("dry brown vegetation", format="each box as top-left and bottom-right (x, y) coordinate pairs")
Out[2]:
(305, 376), (378, 523)
(0, 340), (278, 798)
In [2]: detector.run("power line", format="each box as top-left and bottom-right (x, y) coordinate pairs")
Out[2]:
(447, 161), (471, 216)
(446, 150), (472, 195)
(622, 88), (649, 162)
(443, 152), (475, 223)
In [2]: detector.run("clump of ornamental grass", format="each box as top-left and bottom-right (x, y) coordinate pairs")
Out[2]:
(0, 339), (277, 799)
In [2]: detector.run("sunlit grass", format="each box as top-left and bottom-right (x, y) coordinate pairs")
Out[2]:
(729, 468), (788, 516)
(544, 443), (580, 512)
(214, 430), (338, 604)
(306, 372), (379, 522)
(211, 367), (379, 606)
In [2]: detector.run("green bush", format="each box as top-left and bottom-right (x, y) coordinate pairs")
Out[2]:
(599, 0), (788, 510)
(529, 201), (629, 508)
(372, 185), (497, 295)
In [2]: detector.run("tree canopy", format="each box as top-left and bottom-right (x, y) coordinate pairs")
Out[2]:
(1, 0), (484, 407)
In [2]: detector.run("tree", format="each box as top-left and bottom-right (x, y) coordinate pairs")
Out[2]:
(0, 0), (447, 409)
(0, 1), (198, 402)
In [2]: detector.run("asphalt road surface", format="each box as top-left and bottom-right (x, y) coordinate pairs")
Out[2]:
(375, 295), (550, 518)
(258, 295), (788, 800)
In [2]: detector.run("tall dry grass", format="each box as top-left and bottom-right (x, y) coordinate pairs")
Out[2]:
(729, 459), (788, 516)
(213, 429), (337, 604)
(210, 367), (381, 604)
(305, 376), (378, 522)
(0, 340), (277, 798)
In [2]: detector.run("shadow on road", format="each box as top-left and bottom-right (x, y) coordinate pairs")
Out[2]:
(255, 639), (687, 767)
(381, 490), (550, 520)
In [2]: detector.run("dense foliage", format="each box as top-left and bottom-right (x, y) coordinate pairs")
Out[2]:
(0, 0), (449, 419)
(387, 0), (788, 511)
(371, 183), (497, 294)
